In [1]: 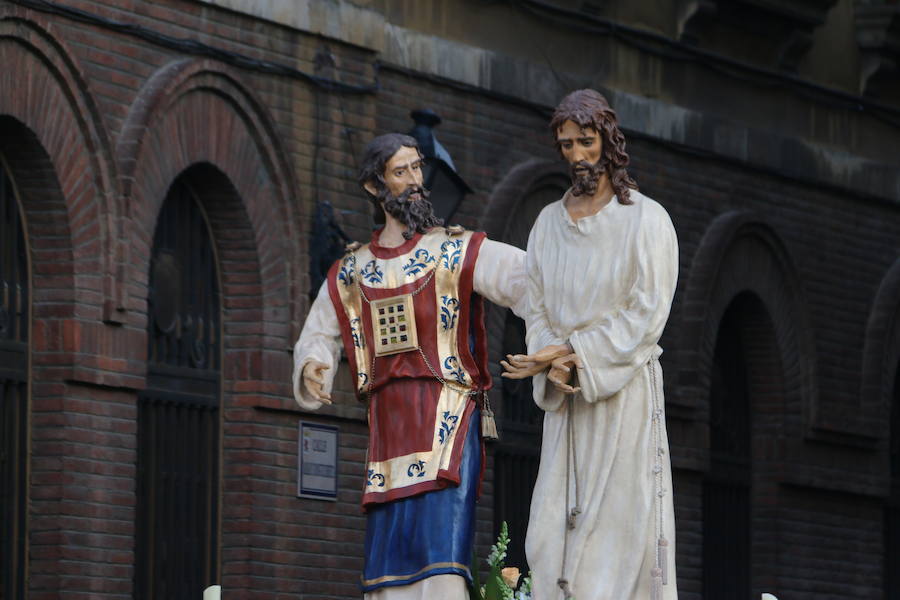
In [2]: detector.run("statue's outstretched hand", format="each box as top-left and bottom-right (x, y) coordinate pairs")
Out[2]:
(500, 344), (571, 379)
(302, 360), (332, 404)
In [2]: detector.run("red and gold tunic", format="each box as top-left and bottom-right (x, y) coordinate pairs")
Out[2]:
(326, 227), (490, 508)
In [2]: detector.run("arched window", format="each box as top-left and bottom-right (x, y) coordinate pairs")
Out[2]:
(0, 157), (29, 600)
(136, 177), (221, 599)
(887, 368), (900, 597)
(703, 294), (753, 599)
(493, 178), (566, 571)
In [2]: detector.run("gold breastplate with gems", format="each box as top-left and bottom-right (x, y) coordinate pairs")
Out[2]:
(370, 294), (417, 356)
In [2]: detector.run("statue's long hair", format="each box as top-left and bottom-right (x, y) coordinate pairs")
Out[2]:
(358, 133), (419, 225)
(550, 89), (638, 205)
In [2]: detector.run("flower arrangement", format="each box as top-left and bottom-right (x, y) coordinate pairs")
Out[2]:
(469, 522), (533, 600)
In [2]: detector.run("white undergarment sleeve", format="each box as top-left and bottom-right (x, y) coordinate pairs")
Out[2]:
(292, 282), (342, 411)
(473, 238), (528, 318)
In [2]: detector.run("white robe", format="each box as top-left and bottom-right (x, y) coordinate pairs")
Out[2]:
(524, 190), (679, 600)
(292, 237), (528, 599)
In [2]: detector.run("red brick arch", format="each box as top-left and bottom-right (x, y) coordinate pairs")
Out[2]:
(124, 59), (304, 357)
(0, 8), (118, 326)
(0, 10), (128, 597)
(123, 59), (308, 593)
(860, 256), (900, 445)
(481, 157), (568, 241)
(681, 212), (825, 595)
(679, 210), (818, 434)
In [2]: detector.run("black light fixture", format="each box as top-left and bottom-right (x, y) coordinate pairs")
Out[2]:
(408, 109), (473, 224)
(308, 200), (350, 298)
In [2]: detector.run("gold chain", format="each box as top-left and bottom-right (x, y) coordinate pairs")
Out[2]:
(350, 242), (476, 399)
(354, 259), (437, 305)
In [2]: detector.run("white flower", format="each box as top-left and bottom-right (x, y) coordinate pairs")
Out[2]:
(487, 522), (510, 568)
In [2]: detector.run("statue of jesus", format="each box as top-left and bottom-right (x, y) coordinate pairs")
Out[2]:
(503, 89), (680, 600)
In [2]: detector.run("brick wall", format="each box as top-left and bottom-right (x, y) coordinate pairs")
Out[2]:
(1, 0), (899, 598)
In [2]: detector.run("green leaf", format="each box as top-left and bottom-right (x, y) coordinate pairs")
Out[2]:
(484, 561), (504, 600)
(468, 549), (483, 600)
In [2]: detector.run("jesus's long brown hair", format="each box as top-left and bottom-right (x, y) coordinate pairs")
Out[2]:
(550, 89), (638, 205)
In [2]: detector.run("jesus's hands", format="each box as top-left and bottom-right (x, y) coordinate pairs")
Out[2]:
(501, 343), (572, 380)
(547, 353), (582, 394)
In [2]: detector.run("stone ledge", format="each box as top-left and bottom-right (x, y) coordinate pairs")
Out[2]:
(197, 0), (900, 205)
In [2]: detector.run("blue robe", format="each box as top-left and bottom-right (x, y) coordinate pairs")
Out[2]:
(361, 411), (480, 592)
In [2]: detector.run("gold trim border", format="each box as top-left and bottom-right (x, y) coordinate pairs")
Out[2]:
(361, 561), (472, 586)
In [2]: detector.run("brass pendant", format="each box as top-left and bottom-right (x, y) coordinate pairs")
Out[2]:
(371, 294), (418, 357)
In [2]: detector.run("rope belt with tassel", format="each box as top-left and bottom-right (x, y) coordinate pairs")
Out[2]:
(557, 393), (580, 600)
(649, 357), (669, 600)
(556, 359), (669, 600)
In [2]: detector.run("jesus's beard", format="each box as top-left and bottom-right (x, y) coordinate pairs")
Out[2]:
(380, 185), (443, 239)
(570, 159), (604, 197)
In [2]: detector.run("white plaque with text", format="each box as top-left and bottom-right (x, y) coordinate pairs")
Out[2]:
(298, 422), (338, 501)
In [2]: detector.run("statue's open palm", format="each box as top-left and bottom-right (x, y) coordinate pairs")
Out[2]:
(302, 360), (332, 404)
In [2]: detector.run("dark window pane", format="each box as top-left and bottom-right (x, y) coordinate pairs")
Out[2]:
(887, 369), (900, 598)
(703, 298), (752, 599)
(0, 160), (29, 600)
(136, 179), (221, 600)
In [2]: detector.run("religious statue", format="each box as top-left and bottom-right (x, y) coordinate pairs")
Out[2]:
(502, 89), (680, 600)
(292, 133), (527, 598)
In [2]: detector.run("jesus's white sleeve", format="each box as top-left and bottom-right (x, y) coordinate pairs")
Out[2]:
(524, 221), (568, 412)
(569, 204), (678, 402)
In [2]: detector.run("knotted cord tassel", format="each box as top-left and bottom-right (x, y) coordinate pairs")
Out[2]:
(557, 578), (574, 600)
(651, 568), (663, 600)
(481, 396), (499, 441)
(658, 537), (669, 585)
(567, 506), (582, 530)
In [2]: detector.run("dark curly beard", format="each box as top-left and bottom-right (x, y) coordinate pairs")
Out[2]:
(379, 185), (443, 239)
(570, 159), (604, 197)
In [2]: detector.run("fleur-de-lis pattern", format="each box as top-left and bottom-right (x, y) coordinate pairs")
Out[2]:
(440, 295), (460, 331)
(443, 356), (466, 384)
(338, 254), (356, 286)
(361, 259), (384, 284)
(350, 317), (363, 348)
(407, 460), (427, 478)
(438, 410), (459, 445)
(440, 239), (463, 272)
(367, 469), (385, 487)
(402, 249), (436, 276)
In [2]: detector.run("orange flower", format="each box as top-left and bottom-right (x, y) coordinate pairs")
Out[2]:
(501, 567), (521, 589)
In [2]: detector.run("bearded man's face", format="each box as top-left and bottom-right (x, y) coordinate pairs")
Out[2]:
(375, 145), (441, 237)
(556, 120), (604, 197)
(382, 145), (425, 197)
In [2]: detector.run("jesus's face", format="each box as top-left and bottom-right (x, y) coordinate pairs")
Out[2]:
(556, 120), (604, 197)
